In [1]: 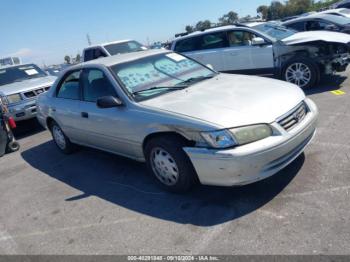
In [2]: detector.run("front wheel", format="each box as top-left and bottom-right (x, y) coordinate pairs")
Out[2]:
(145, 136), (197, 193)
(282, 58), (319, 89)
(50, 121), (76, 154)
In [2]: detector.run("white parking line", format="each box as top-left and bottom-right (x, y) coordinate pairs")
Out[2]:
(0, 224), (18, 254)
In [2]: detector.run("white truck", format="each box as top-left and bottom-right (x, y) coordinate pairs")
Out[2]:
(82, 40), (147, 62)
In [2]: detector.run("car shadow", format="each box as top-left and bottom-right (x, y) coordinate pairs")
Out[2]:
(305, 74), (347, 95)
(13, 119), (45, 139)
(21, 141), (304, 226)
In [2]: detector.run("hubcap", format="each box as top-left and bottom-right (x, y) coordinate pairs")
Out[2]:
(150, 147), (179, 186)
(52, 125), (66, 150)
(285, 63), (312, 88)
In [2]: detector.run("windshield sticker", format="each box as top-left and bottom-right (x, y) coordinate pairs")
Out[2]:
(24, 69), (39, 76)
(166, 53), (186, 62)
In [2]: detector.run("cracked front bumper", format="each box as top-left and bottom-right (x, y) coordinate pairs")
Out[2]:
(183, 98), (318, 187)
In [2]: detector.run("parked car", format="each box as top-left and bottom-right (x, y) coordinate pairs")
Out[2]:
(332, 0), (350, 9)
(0, 64), (56, 121)
(282, 14), (350, 34)
(319, 8), (350, 18)
(82, 40), (147, 62)
(171, 23), (350, 89)
(36, 50), (318, 192)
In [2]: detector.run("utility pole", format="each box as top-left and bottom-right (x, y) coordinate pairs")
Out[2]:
(86, 34), (92, 46)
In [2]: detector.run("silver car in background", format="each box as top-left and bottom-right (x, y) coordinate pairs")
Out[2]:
(36, 49), (318, 192)
(0, 64), (56, 121)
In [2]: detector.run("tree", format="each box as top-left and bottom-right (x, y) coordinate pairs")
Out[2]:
(64, 55), (71, 64)
(219, 11), (239, 25)
(185, 25), (195, 33)
(195, 20), (212, 31)
(257, 5), (269, 20)
(75, 53), (81, 63)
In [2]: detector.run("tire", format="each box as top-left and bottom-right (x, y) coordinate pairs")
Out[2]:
(144, 135), (198, 193)
(49, 121), (76, 154)
(282, 58), (319, 89)
(6, 141), (20, 153)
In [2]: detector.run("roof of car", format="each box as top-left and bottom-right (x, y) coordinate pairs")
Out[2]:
(72, 49), (169, 69)
(173, 25), (244, 41)
(83, 39), (133, 50)
(282, 13), (342, 24)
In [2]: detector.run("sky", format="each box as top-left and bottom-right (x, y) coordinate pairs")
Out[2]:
(0, 0), (271, 66)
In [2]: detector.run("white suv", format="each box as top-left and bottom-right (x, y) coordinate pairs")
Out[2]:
(171, 23), (350, 89)
(82, 40), (147, 62)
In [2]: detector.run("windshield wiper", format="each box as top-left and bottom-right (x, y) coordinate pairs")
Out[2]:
(132, 85), (187, 96)
(176, 74), (216, 86)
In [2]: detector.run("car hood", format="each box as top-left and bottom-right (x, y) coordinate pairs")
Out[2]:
(140, 74), (305, 128)
(0, 76), (57, 96)
(282, 31), (350, 45)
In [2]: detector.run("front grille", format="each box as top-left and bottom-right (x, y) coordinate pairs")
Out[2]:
(23, 86), (50, 99)
(278, 102), (307, 131)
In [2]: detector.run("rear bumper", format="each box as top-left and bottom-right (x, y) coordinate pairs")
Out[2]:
(7, 100), (37, 121)
(184, 98), (318, 187)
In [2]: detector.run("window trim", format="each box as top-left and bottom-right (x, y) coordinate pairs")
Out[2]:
(55, 69), (82, 100)
(81, 68), (118, 103)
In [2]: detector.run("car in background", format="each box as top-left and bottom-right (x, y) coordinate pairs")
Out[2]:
(319, 8), (350, 18)
(0, 57), (21, 68)
(171, 23), (350, 89)
(282, 14), (350, 34)
(0, 64), (56, 121)
(36, 49), (318, 192)
(44, 64), (70, 77)
(332, 0), (350, 9)
(82, 40), (147, 62)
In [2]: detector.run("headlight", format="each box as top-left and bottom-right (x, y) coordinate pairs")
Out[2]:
(6, 93), (22, 104)
(230, 124), (272, 145)
(201, 130), (237, 149)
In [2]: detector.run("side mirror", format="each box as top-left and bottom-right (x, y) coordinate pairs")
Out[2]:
(97, 96), (123, 108)
(252, 37), (267, 46)
(206, 64), (214, 70)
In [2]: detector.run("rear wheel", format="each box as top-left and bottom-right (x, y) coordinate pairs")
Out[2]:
(50, 121), (76, 154)
(145, 136), (197, 193)
(282, 58), (319, 89)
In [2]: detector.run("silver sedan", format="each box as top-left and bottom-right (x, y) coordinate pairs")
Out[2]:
(36, 49), (318, 192)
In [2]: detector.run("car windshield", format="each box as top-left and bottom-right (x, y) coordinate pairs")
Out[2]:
(111, 52), (216, 101)
(322, 14), (350, 25)
(0, 64), (47, 86)
(252, 23), (296, 40)
(104, 41), (146, 55)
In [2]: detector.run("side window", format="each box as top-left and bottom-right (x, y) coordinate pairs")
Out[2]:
(56, 71), (81, 100)
(305, 20), (331, 31)
(93, 48), (107, 59)
(287, 22), (305, 31)
(174, 37), (200, 52)
(82, 69), (117, 102)
(84, 49), (94, 62)
(199, 32), (228, 50)
(227, 31), (257, 47)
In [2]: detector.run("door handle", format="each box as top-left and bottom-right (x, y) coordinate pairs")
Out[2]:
(81, 112), (89, 118)
(51, 107), (56, 112)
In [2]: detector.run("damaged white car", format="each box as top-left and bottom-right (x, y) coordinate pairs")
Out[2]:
(171, 23), (350, 89)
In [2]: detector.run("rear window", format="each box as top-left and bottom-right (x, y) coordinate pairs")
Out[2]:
(174, 32), (228, 52)
(104, 41), (144, 55)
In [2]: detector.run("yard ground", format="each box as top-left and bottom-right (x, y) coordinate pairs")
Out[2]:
(0, 72), (349, 255)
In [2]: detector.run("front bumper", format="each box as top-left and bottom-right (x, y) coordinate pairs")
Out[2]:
(7, 99), (37, 121)
(183, 98), (318, 187)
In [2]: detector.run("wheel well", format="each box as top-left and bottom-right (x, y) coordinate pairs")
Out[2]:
(46, 117), (55, 130)
(142, 132), (195, 152)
